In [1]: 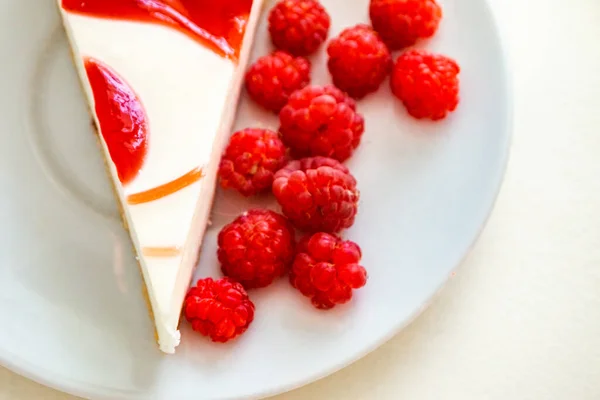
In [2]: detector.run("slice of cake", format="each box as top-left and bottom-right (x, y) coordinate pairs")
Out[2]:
(57, 0), (264, 353)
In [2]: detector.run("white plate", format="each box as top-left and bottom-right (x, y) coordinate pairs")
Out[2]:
(0, 0), (511, 398)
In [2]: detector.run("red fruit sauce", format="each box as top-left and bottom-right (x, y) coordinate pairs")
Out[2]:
(84, 58), (148, 185)
(61, 0), (253, 60)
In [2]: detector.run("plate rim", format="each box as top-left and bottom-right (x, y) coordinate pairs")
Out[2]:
(0, 0), (513, 398)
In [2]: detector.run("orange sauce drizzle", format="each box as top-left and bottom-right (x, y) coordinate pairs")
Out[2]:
(127, 167), (204, 205)
(142, 246), (182, 257)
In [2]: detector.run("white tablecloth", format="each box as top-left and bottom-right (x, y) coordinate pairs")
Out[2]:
(3, 0), (600, 398)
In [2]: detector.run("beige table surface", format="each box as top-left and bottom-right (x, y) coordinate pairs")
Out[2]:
(3, 0), (600, 398)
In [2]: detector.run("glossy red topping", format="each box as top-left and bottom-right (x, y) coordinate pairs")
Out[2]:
(85, 58), (149, 185)
(61, 0), (253, 60)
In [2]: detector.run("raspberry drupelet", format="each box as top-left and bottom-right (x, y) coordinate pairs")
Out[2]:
(245, 51), (311, 113)
(218, 128), (287, 196)
(218, 209), (296, 289)
(183, 277), (255, 343)
(390, 49), (460, 120)
(279, 85), (365, 162)
(268, 0), (331, 56)
(272, 157), (359, 233)
(327, 24), (392, 99)
(369, 0), (442, 50)
(290, 232), (367, 309)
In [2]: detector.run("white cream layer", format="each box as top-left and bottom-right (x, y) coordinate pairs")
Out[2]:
(58, 1), (263, 353)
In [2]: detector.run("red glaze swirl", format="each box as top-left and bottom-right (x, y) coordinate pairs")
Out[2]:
(61, 0), (253, 60)
(85, 58), (149, 185)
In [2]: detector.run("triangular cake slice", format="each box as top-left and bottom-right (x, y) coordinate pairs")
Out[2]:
(57, 0), (264, 353)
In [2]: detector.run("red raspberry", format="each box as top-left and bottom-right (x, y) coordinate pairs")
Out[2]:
(369, 0), (442, 50)
(290, 232), (367, 309)
(183, 277), (255, 343)
(272, 157), (359, 233)
(391, 49), (460, 120)
(279, 85), (365, 162)
(327, 24), (392, 99)
(268, 0), (331, 56)
(218, 128), (287, 196)
(245, 51), (311, 113)
(218, 209), (296, 289)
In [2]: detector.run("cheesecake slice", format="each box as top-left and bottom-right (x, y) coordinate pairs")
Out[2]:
(57, 0), (263, 353)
